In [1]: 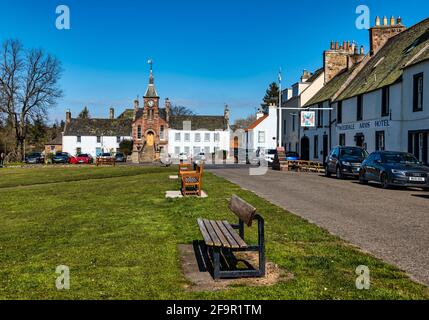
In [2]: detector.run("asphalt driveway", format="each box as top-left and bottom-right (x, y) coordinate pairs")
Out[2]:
(209, 166), (429, 286)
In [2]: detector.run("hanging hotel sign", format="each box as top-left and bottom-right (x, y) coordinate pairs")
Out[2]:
(337, 120), (390, 132)
(301, 111), (316, 127)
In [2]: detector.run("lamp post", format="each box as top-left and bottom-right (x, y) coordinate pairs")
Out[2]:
(278, 68), (282, 148)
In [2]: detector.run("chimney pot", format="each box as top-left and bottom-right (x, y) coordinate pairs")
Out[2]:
(397, 16), (402, 25)
(390, 16), (395, 26)
(383, 16), (388, 26)
(360, 46), (364, 55)
(109, 107), (114, 119)
(335, 41), (339, 50)
(66, 109), (71, 124)
(330, 41), (334, 50)
(375, 16), (381, 26)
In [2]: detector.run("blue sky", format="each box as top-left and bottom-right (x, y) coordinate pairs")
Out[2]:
(1, 0), (428, 123)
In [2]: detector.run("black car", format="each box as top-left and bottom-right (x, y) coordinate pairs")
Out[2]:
(359, 151), (429, 190)
(325, 146), (368, 179)
(115, 152), (126, 163)
(25, 152), (44, 164)
(52, 152), (71, 164)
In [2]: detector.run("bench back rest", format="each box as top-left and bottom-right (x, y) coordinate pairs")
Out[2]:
(228, 194), (256, 227)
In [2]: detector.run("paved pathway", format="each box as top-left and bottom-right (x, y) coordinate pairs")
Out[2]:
(209, 166), (429, 286)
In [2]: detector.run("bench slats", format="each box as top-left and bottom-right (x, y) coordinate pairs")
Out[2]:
(209, 220), (233, 249)
(197, 219), (214, 247)
(202, 219), (222, 247)
(214, 221), (240, 249)
(228, 195), (256, 227)
(221, 220), (248, 248)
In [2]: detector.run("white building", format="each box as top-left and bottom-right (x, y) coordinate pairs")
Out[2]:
(281, 69), (325, 153)
(302, 16), (429, 164)
(245, 104), (278, 154)
(62, 108), (133, 157)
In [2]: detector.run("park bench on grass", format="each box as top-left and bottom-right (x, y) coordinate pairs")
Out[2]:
(181, 163), (204, 196)
(197, 194), (265, 280)
(96, 157), (116, 167)
(178, 163), (193, 176)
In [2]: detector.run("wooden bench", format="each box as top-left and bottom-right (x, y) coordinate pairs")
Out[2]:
(181, 163), (204, 196)
(197, 195), (265, 280)
(178, 163), (193, 176)
(96, 157), (116, 167)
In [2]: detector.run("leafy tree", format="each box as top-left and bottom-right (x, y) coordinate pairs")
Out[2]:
(0, 39), (63, 161)
(261, 82), (279, 113)
(78, 106), (90, 119)
(170, 105), (195, 117)
(27, 115), (48, 150)
(119, 139), (133, 156)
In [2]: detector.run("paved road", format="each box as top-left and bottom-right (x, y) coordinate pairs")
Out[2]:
(209, 166), (429, 286)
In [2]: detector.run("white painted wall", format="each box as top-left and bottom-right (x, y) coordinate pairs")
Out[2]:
(63, 135), (132, 156)
(246, 105), (278, 152)
(167, 129), (230, 157)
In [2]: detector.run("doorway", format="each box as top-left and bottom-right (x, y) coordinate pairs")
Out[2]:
(301, 136), (310, 160)
(355, 133), (365, 148)
(323, 134), (329, 164)
(146, 131), (155, 147)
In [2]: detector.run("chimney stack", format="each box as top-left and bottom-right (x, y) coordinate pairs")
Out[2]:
(66, 109), (71, 124)
(224, 104), (230, 126)
(165, 98), (171, 123)
(370, 15), (406, 55)
(109, 107), (115, 119)
(133, 98), (139, 121)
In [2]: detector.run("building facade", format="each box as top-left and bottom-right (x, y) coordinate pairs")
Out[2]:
(62, 68), (230, 162)
(245, 104), (278, 154)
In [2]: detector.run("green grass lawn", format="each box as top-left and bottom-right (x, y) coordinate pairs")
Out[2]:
(0, 166), (428, 300)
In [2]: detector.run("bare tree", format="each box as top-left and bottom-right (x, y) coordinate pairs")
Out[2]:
(234, 114), (257, 129)
(170, 105), (195, 117)
(0, 39), (63, 160)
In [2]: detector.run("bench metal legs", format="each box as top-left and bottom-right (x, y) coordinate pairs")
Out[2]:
(213, 247), (221, 280)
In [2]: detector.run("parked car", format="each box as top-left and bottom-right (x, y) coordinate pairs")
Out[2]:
(99, 153), (113, 159)
(285, 151), (300, 161)
(52, 152), (71, 164)
(325, 146), (368, 179)
(25, 152), (44, 164)
(115, 152), (126, 163)
(70, 154), (93, 164)
(359, 151), (429, 190)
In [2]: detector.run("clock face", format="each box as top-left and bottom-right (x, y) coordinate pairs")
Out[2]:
(148, 100), (154, 107)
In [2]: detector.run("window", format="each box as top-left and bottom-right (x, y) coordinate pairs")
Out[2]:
(339, 134), (346, 147)
(317, 103), (323, 127)
(50, 146), (55, 151)
(97, 136), (101, 143)
(137, 126), (142, 139)
(413, 73), (424, 112)
(258, 131), (265, 143)
(184, 146), (190, 155)
(295, 142), (299, 153)
(76, 148), (82, 155)
(357, 95), (363, 121)
(174, 147), (180, 155)
(194, 133), (201, 142)
(381, 87), (390, 117)
(214, 133), (220, 142)
(314, 135), (319, 158)
(288, 143), (292, 151)
(204, 146), (210, 155)
(116, 136), (121, 143)
(204, 133), (210, 142)
(160, 126), (165, 140)
(175, 132), (181, 142)
(77, 136), (81, 143)
(375, 131), (385, 151)
(184, 133), (190, 142)
(283, 119), (287, 134)
(337, 101), (343, 124)
(193, 147), (201, 155)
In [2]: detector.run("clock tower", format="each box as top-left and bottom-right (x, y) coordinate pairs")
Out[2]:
(131, 61), (169, 163)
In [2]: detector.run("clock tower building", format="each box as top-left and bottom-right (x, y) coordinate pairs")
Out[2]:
(131, 66), (170, 163)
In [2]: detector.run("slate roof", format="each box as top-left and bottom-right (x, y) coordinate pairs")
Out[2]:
(169, 115), (228, 130)
(305, 67), (355, 106)
(336, 17), (429, 101)
(45, 135), (62, 145)
(64, 118), (132, 136)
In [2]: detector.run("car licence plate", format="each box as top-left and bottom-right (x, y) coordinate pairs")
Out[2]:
(409, 177), (425, 182)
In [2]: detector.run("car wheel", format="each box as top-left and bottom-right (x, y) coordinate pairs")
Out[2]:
(359, 171), (368, 185)
(421, 187), (429, 192)
(324, 166), (331, 177)
(380, 173), (390, 189)
(336, 166), (343, 179)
